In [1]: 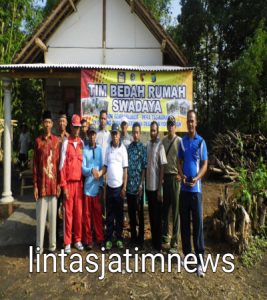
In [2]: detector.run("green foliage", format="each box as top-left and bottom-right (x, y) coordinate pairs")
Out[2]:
(250, 157), (267, 195)
(43, 0), (60, 17)
(0, 0), (44, 121)
(240, 235), (267, 267)
(229, 22), (267, 132)
(143, 0), (172, 26)
(235, 157), (267, 216)
(170, 0), (267, 135)
(236, 167), (252, 211)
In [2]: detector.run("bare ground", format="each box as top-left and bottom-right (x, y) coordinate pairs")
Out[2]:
(0, 181), (266, 300)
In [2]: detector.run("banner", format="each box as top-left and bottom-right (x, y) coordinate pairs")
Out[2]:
(81, 69), (193, 132)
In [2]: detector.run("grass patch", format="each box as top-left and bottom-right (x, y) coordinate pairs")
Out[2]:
(240, 235), (267, 267)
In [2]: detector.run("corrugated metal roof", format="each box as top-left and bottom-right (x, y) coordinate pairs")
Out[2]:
(0, 64), (194, 72)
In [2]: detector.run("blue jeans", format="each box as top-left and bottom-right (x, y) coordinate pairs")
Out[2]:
(106, 185), (124, 242)
(179, 191), (204, 264)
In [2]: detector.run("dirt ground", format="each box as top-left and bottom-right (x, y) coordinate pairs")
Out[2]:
(0, 181), (266, 300)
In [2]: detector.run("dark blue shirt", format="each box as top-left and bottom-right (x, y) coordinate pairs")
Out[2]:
(127, 141), (147, 195)
(178, 133), (208, 193)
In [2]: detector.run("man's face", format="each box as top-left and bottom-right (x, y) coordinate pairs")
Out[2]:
(71, 125), (80, 137)
(187, 112), (197, 134)
(111, 131), (120, 146)
(132, 126), (141, 142)
(59, 118), (67, 131)
(81, 121), (88, 134)
(167, 123), (176, 136)
(99, 113), (107, 128)
(88, 131), (96, 146)
(150, 124), (158, 141)
(121, 122), (128, 134)
(43, 119), (53, 134)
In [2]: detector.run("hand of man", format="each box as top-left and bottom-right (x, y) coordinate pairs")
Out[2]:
(56, 185), (61, 198)
(182, 175), (188, 185)
(92, 168), (100, 180)
(138, 184), (143, 196)
(176, 174), (182, 182)
(188, 177), (198, 187)
(120, 188), (126, 199)
(34, 187), (38, 201)
(157, 189), (163, 203)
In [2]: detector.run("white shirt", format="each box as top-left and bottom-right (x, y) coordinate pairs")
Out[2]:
(120, 133), (133, 149)
(146, 138), (167, 191)
(96, 128), (111, 162)
(104, 143), (128, 188)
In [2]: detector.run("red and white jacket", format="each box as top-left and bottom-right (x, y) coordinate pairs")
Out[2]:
(59, 136), (84, 188)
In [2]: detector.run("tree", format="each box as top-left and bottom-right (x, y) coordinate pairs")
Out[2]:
(143, 0), (172, 26)
(170, 0), (267, 135)
(0, 0), (43, 117)
(228, 21), (267, 133)
(0, 0), (45, 152)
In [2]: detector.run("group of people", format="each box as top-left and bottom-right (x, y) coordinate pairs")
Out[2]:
(33, 108), (208, 277)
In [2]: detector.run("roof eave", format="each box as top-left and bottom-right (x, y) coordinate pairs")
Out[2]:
(13, 0), (187, 66)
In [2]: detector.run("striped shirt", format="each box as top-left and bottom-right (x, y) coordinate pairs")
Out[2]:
(146, 138), (167, 191)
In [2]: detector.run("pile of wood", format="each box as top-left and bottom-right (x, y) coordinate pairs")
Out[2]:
(205, 186), (251, 254)
(205, 185), (267, 253)
(209, 130), (267, 181)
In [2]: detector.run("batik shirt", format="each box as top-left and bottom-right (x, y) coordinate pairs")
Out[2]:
(33, 134), (60, 197)
(127, 141), (147, 195)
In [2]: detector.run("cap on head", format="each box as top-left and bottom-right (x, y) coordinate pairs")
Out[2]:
(167, 115), (176, 126)
(121, 116), (129, 125)
(42, 110), (52, 121)
(111, 123), (120, 133)
(88, 124), (97, 133)
(71, 114), (81, 127)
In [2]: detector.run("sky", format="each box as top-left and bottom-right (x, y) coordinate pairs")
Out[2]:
(170, 0), (181, 22)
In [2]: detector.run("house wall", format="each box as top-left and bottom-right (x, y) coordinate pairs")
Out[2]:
(45, 0), (162, 65)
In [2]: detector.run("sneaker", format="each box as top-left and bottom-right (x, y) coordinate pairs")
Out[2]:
(64, 244), (71, 254)
(74, 242), (84, 251)
(116, 240), (124, 250)
(197, 265), (205, 278)
(105, 241), (112, 251)
(169, 247), (178, 254)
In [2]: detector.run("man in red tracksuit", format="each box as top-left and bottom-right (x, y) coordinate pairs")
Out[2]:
(60, 114), (84, 254)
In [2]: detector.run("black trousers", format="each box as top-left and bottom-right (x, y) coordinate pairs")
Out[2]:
(146, 190), (162, 251)
(106, 185), (124, 242)
(56, 191), (64, 244)
(127, 192), (144, 245)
